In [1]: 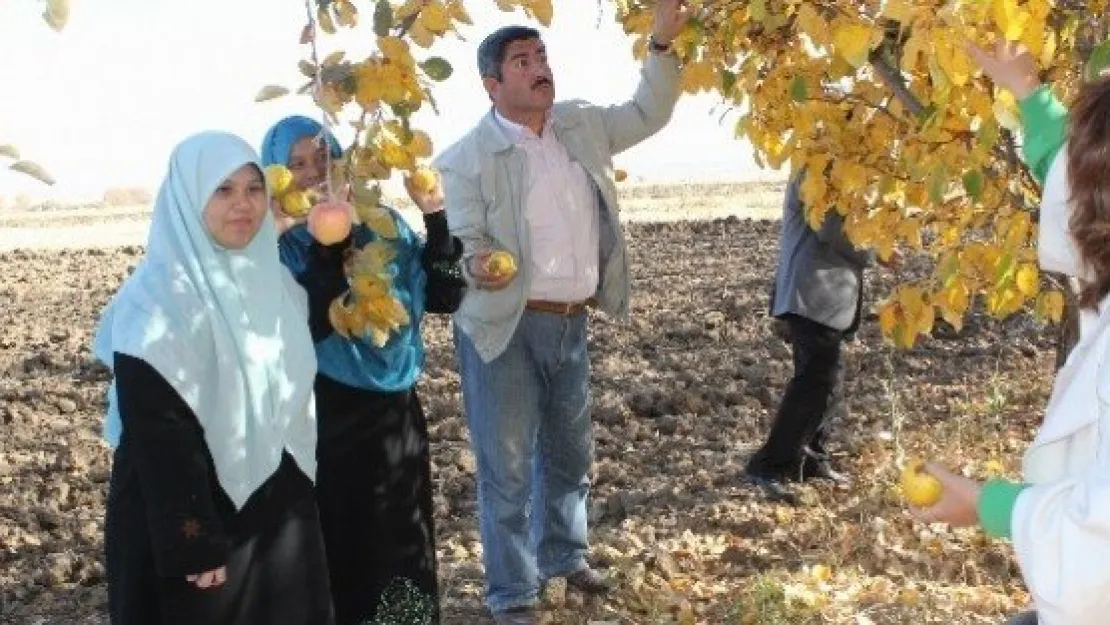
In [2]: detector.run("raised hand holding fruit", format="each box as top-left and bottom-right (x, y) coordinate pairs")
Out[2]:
(403, 166), (444, 215)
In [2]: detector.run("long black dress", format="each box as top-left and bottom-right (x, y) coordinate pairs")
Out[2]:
(104, 353), (334, 625)
(283, 211), (465, 625)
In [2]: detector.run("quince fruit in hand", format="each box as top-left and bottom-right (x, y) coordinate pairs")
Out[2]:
(410, 166), (439, 194)
(901, 460), (943, 508)
(486, 250), (517, 278)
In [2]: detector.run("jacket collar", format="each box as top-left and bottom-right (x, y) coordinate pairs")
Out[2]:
(476, 105), (582, 154)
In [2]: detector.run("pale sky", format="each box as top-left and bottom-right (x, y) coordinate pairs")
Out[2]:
(0, 0), (778, 202)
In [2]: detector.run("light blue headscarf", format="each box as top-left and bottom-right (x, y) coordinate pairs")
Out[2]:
(259, 115), (343, 168)
(93, 131), (319, 509)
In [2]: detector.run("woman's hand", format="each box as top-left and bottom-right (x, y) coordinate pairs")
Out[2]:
(910, 462), (983, 528)
(966, 38), (1041, 100)
(404, 174), (445, 215)
(186, 565), (227, 589)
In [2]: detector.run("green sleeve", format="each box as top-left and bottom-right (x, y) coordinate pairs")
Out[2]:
(978, 479), (1029, 539)
(1018, 85), (1069, 186)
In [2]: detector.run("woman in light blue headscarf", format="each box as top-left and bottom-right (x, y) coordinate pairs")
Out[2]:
(262, 115), (465, 625)
(94, 131), (334, 625)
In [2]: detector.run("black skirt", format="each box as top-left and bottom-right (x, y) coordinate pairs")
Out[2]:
(106, 449), (334, 625)
(314, 374), (439, 625)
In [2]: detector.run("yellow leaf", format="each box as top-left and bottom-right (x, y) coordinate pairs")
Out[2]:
(614, 169), (628, 182)
(358, 205), (400, 239)
(526, 0), (554, 26)
(795, 4), (826, 41)
(409, 21), (435, 48)
(1016, 264), (1040, 297)
(884, 0), (915, 22)
(992, 0), (1030, 41)
(1038, 290), (1065, 323)
(419, 1), (450, 32)
(878, 302), (899, 335)
(993, 90), (1022, 131)
(445, 0), (473, 24)
(0, 145), (20, 160)
(407, 130), (433, 158)
(832, 21), (874, 69)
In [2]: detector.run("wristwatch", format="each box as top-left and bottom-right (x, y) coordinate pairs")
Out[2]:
(648, 34), (673, 54)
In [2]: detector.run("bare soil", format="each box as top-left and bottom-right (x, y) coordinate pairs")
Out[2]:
(0, 196), (1052, 624)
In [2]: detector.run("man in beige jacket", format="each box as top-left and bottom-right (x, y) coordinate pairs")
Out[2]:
(435, 3), (689, 621)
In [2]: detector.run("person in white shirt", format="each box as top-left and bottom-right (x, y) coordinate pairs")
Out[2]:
(434, 2), (689, 622)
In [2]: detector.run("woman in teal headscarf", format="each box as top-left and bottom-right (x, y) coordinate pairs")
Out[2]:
(95, 131), (333, 624)
(262, 115), (464, 625)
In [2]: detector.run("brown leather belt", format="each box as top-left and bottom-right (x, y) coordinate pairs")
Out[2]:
(525, 299), (592, 316)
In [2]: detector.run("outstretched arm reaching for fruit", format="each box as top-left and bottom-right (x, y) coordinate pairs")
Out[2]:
(404, 168), (467, 314)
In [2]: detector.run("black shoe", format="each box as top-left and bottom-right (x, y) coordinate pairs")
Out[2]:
(800, 457), (850, 485)
(743, 471), (799, 505)
(565, 566), (613, 595)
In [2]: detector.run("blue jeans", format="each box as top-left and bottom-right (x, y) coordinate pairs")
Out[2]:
(454, 310), (593, 613)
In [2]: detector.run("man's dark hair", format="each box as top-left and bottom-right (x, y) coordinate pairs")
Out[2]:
(477, 25), (541, 81)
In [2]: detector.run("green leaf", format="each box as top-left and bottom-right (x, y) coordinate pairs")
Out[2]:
(373, 0), (393, 38)
(976, 118), (1000, 153)
(915, 103), (938, 125)
(720, 70), (737, 96)
(1085, 40), (1110, 82)
(962, 169), (984, 201)
(995, 252), (1016, 286)
(789, 75), (808, 102)
(420, 57), (453, 81)
(0, 145), (20, 160)
(749, 0), (767, 22)
(10, 161), (55, 185)
(255, 85), (290, 102)
(927, 164), (947, 204)
(938, 252), (960, 287)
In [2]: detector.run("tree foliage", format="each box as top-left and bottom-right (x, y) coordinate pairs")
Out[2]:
(275, 0), (1110, 347)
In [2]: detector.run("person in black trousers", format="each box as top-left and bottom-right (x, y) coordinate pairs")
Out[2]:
(745, 170), (876, 503)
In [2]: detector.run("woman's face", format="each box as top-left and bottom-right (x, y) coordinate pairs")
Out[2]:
(203, 165), (268, 250)
(288, 136), (329, 191)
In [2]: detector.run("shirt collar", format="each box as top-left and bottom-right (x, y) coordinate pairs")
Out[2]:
(493, 109), (551, 144)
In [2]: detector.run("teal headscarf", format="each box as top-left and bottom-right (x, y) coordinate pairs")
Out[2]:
(260, 115), (343, 168)
(264, 116), (430, 393)
(93, 131), (319, 509)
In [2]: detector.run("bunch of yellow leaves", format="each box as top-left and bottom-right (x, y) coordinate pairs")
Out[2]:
(328, 240), (411, 348)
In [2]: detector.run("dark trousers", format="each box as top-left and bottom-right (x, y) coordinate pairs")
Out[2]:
(746, 314), (846, 479)
(314, 375), (440, 625)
